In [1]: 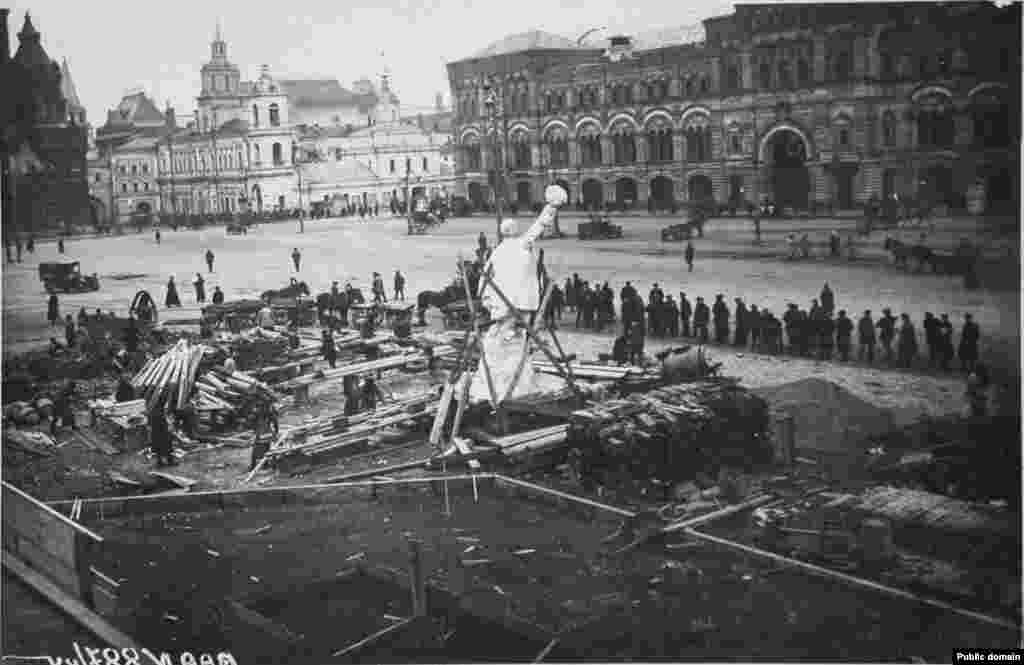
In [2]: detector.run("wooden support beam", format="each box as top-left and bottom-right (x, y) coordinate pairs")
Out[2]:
(3, 552), (137, 648)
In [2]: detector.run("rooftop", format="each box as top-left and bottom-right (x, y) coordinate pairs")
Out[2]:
(279, 79), (368, 108)
(471, 29), (581, 58)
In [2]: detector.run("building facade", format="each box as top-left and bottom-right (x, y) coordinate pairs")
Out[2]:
(447, 3), (1020, 215)
(297, 113), (456, 209)
(1, 11), (91, 234)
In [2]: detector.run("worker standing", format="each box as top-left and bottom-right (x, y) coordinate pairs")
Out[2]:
(47, 293), (59, 327)
(291, 248), (301, 272)
(205, 249), (215, 273)
(148, 398), (175, 468)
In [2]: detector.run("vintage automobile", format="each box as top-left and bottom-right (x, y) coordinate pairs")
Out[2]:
(38, 261), (100, 293)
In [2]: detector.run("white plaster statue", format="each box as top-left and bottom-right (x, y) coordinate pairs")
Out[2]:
(470, 185), (568, 405)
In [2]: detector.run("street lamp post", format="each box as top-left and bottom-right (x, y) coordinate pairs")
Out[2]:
(482, 76), (504, 244)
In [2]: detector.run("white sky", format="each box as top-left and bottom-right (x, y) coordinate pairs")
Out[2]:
(7, 0), (734, 124)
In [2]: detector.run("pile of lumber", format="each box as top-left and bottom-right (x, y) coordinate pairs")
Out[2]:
(265, 393), (439, 463)
(229, 328), (291, 370)
(532, 360), (659, 383)
(276, 350), (426, 392)
(132, 340), (209, 409)
(190, 369), (276, 414)
(568, 380), (773, 484)
(89, 398), (149, 450)
(490, 424), (570, 459)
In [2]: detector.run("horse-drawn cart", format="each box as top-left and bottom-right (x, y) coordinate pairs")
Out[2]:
(39, 261), (100, 293)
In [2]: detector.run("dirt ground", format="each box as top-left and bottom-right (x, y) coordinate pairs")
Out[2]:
(82, 481), (1019, 662)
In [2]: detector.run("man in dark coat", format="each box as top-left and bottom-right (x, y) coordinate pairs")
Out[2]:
(165, 276), (181, 308)
(666, 296), (680, 337)
(550, 283), (565, 322)
(857, 310), (876, 363)
(291, 248), (302, 272)
(611, 335), (629, 365)
(835, 310), (853, 361)
(958, 314), (980, 372)
(193, 273), (206, 303)
(64, 314), (77, 348)
(50, 381), (78, 436)
(393, 270), (406, 301)
(819, 312), (835, 361)
(684, 241), (695, 272)
(115, 374), (136, 403)
(923, 312), (940, 367)
(149, 400), (175, 467)
(897, 314), (918, 368)
(205, 249), (215, 273)
(47, 293), (60, 327)
(733, 298), (748, 347)
(747, 304), (761, 351)
(679, 292), (692, 338)
(820, 283), (835, 315)
(628, 320), (646, 364)
(693, 297), (710, 343)
(712, 295), (729, 344)
(564, 278), (575, 313)
(212, 286), (225, 304)
(876, 308), (897, 363)
(783, 304), (799, 353)
(124, 315), (140, 353)
(322, 329), (337, 368)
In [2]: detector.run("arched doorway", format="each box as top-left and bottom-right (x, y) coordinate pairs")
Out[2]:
(516, 181), (532, 207)
(582, 179), (604, 210)
(649, 176), (675, 211)
(554, 179), (571, 202)
(467, 182), (484, 210)
(765, 129), (810, 209)
(688, 174), (714, 203)
(136, 201), (152, 214)
(919, 164), (955, 209)
(614, 177), (637, 209)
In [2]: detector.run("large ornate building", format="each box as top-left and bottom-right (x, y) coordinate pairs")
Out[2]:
(1, 10), (91, 234)
(447, 3), (1020, 215)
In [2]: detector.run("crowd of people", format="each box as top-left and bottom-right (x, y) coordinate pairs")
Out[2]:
(546, 275), (984, 376)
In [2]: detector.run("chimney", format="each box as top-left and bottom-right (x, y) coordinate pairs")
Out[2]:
(1, 9), (10, 65)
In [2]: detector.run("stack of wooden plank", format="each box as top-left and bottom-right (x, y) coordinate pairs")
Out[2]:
(567, 380), (773, 484)
(132, 340), (209, 409)
(532, 360), (633, 382)
(190, 369), (276, 413)
(265, 393), (439, 463)
(228, 329), (291, 370)
(89, 398), (149, 451)
(276, 350), (426, 392)
(491, 425), (570, 459)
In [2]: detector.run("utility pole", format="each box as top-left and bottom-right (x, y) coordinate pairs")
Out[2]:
(482, 75), (504, 243)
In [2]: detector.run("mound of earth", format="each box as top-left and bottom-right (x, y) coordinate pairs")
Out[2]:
(753, 378), (894, 453)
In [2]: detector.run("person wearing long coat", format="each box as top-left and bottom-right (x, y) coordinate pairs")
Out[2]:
(47, 293), (59, 327)
(733, 299), (748, 347)
(165, 277), (181, 308)
(897, 314), (918, 368)
(193, 273), (206, 303)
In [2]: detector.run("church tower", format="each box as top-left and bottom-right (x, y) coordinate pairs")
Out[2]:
(198, 21), (241, 130)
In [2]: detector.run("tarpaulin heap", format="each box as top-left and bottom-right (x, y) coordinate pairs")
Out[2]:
(471, 185), (567, 405)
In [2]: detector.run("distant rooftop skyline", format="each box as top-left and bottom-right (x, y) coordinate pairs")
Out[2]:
(4, 0), (732, 126)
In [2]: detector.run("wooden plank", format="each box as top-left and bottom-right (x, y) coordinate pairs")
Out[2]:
(148, 471), (198, 489)
(331, 617), (416, 658)
(3, 552), (137, 648)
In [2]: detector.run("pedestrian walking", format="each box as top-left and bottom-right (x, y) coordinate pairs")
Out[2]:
(212, 286), (225, 304)
(747, 304), (761, 350)
(666, 296), (680, 337)
(693, 297), (710, 343)
(372, 272), (387, 304)
(877, 308), (896, 363)
(958, 314), (980, 372)
(155, 228), (161, 245)
(857, 310), (876, 363)
(679, 293), (692, 338)
(897, 313), (918, 368)
(550, 283), (565, 323)
(684, 241), (695, 272)
(64, 314), (76, 348)
(165, 276), (181, 308)
(712, 295), (730, 344)
(393, 270), (406, 301)
(192, 273), (206, 303)
(321, 329), (337, 369)
(205, 249), (215, 273)
(835, 310), (853, 361)
(57, 237), (65, 254)
(291, 248), (301, 272)
(923, 313), (940, 367)
(47, 293), (59, 327)
(15, 237), (22, 263)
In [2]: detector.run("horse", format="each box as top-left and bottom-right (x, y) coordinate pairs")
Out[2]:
(261, 279), (310, 302)
(416, 284), (464, 326)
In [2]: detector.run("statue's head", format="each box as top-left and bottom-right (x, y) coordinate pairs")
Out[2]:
(545, 185), (568, 207)
(501, 218), (519, 237)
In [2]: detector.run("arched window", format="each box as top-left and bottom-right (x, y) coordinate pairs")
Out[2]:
(777, 60), (792, 88)
(253, 144), (261, 165)
(685, 118), (712, 162)
(462, 135), (482, 171)
(511, 132), (531, 169)
(252, 105), (259, 128)
(579, 124), (602, 166)
(916, 96), (954, 149)
(611, 126), (636, 164)
(269, 104), (280, 127)
(646, 121), (674, 162)
(131, 165), (137, 175)
(759, 62), (772, 89)
(882, 111), (898, 147)
(545, 128), (569, 168)
(272, 143), (283, 165)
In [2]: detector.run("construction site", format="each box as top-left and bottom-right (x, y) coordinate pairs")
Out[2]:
(3, 195), (1021, 662)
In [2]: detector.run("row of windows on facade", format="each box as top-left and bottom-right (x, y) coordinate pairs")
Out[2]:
(457, 105), (1008, 170)
(455, 46), (1016, 120)
(159, 142), (289, 174)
